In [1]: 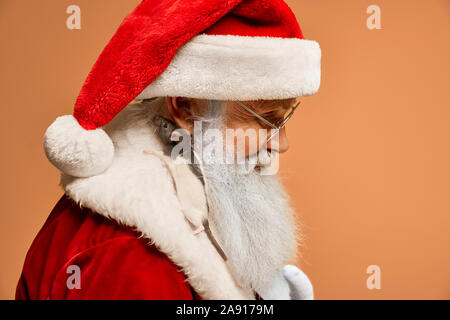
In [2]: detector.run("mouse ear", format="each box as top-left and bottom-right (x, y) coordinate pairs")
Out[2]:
(170, 130), (183, 142)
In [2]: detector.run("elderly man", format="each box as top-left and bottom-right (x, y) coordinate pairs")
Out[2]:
(16, 0), (320, 300)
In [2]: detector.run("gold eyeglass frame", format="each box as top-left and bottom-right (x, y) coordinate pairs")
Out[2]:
(236, 100), (301, 143)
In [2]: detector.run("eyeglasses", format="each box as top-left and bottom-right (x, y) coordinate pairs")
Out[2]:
(236, 100), (300, 143)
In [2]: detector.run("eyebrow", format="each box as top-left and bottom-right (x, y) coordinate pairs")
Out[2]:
(260, 100), (296, 112)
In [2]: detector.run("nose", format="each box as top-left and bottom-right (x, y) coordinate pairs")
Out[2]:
(267, 128), (289, 154)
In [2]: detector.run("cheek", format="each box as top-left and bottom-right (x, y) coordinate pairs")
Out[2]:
(224, 120), (265, 157)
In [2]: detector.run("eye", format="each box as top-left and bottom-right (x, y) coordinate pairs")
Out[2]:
(265, 111), (285, 125)
(273, 118), (284, 127)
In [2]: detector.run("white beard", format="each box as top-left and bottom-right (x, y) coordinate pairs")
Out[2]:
(194, 103), (299, 293)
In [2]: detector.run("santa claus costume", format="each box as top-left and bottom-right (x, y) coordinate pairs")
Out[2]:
(16, 0), (320, 300)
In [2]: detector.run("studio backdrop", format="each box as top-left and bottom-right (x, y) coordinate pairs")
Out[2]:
(0, 0), (449, 299)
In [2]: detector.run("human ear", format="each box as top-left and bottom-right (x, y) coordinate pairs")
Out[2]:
(166, 97), (195, 134)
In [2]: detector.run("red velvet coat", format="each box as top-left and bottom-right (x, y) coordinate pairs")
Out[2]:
(16, 195), (197, 300)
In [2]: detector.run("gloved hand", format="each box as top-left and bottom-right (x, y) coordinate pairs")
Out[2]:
(282, 264), (314, 300)
(257, 264), (314, 300)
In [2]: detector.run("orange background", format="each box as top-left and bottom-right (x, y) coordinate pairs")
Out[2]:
(0, 0), (449, 299)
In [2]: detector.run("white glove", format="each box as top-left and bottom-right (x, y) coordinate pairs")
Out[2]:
(282, 264), (314, 300)
(257, 265), (314, 300)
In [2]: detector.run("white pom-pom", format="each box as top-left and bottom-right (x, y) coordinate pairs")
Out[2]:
(44, 115), (114, 178)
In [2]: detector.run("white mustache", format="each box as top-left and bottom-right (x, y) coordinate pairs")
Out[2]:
(235, 150), (277, 175)
(257, 149), (276, 167)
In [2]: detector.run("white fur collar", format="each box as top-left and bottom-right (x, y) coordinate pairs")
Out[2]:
(60, 103), (255, 300)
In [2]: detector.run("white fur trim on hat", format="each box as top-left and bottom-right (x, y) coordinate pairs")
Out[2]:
(44, 115), (114, 178)
(136, 34), (321, 101)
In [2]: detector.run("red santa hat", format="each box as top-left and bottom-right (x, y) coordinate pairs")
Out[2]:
(44, 0), (321, 178)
